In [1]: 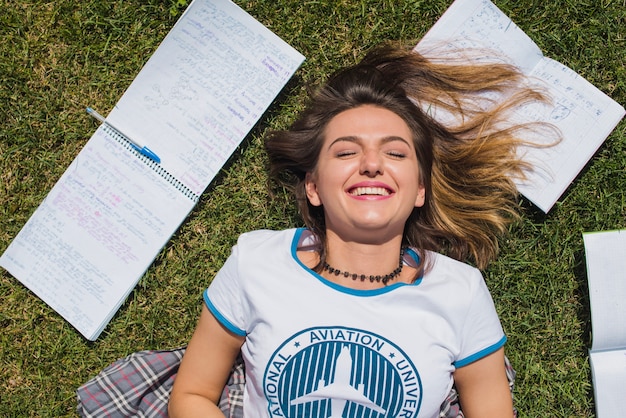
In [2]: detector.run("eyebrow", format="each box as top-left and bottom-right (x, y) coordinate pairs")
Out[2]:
(327, 135), (411, 149)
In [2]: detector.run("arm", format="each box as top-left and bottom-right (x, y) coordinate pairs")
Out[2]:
(453, 347), (514, 418)
(168, 305), (245, 418)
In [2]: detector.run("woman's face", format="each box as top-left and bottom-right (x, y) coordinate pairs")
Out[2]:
(305, 105), (425, 242)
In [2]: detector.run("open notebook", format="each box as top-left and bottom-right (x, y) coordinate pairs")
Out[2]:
(417, 0), (625, 212)
(0, 0), (304, 340)
(583, 230), (626, 417)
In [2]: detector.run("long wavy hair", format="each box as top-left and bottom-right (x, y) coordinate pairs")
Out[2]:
(265, 42), (558, 271)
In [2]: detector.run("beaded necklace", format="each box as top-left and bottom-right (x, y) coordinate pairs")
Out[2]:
(322, 248), (406, 285)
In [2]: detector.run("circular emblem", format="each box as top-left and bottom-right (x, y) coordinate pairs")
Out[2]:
(263, 326), (422, 417)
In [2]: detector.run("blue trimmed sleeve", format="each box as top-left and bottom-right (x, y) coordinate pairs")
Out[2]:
(203, 243), (247, 336)
(453, 270), (506, 368)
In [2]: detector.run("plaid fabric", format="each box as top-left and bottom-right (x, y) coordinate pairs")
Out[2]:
(76, 347), (244, 418)
(77, 347), (516, 417)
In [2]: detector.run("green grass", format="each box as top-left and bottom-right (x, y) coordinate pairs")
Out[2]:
(1, 0), (624, 416)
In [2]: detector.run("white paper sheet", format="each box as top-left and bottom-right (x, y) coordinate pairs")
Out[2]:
(583, 229), (626, 418)
(583, 230), (626, 352)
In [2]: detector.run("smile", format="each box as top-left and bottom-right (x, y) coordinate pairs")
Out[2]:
(349, 186), (392, 196)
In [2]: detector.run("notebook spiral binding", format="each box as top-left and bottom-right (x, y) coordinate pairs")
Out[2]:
(103, 125), (201, 203)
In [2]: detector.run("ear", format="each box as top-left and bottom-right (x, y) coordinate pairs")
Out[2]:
(305, 172), (323, 207)
(415, 183), (426, 208)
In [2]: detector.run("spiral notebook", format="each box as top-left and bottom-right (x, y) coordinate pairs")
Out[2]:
(0, 0), (304, 340)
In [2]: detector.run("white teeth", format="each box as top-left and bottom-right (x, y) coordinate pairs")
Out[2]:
(352, 187), (390, 196)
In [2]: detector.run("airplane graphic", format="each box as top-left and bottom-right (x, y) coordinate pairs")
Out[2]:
(290, 345), (386, 417)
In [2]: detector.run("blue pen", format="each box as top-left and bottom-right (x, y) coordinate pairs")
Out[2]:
(86, 107), (161, 164)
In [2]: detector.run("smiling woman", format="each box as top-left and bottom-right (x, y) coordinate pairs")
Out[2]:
(167, 42), (557, 418)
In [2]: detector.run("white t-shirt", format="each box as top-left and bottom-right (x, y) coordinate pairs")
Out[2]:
(205, 228), (505, 418)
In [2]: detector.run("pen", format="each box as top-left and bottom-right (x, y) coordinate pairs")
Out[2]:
(86, 107), (161, 164)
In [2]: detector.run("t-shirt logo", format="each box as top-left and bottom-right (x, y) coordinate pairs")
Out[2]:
(263, 326), (422, 417)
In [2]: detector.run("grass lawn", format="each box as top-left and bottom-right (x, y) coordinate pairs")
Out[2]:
(1, 0), (624, 416)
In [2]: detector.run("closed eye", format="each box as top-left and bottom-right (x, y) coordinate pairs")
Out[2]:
(336, 149), (357, 158)
(386, 150), (407, 159)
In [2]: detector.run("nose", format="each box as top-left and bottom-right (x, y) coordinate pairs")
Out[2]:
(359, 149), (383, 177)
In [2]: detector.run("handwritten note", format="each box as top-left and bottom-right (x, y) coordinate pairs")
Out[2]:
(417, 0), (625, 212)
(1, 127), (197, 338)
(0, 0), (304, 340)
(108, 0), (304, 196)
